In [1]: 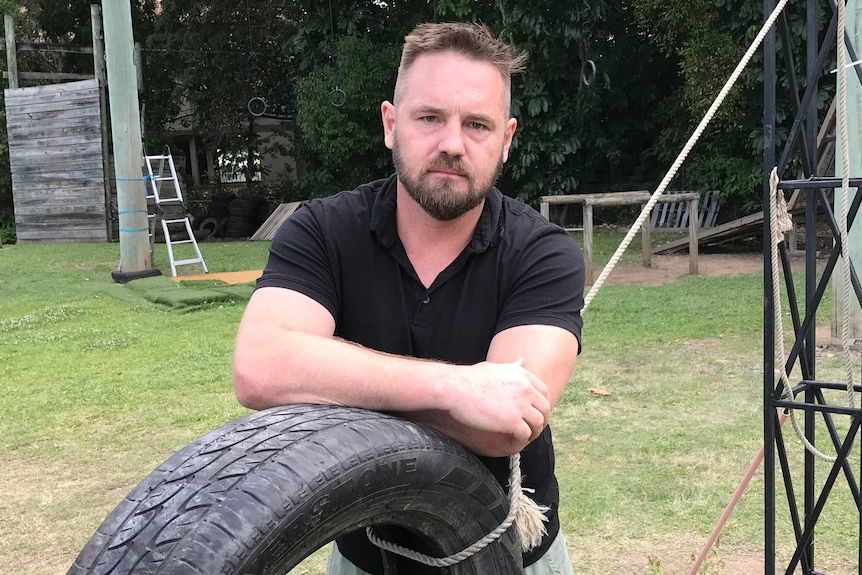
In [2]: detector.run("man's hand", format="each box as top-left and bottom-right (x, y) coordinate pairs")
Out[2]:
(442, 358), (550, 447)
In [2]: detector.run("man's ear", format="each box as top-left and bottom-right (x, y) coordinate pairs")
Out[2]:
(502, 117), (517, 163)
(381, 101), (395, 150)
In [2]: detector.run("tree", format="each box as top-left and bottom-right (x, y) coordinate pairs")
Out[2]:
(1, 0), (825, 230)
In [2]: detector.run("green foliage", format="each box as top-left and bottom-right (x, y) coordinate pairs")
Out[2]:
(0, 222), (15, 245)
(0, 0), (831, 222)
(293, 35), (400, 198)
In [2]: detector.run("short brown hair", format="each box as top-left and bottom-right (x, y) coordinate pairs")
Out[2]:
(394, 22), (528, 111)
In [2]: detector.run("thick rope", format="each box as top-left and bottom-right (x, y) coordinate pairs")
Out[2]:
(836, 0), (857, 410)
(366, 453), (548, 567)
(582, 0), (790, 312)
(771, 0), (857, 463)
(769, 169), (836, 462)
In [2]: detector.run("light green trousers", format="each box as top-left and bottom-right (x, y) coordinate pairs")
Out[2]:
(326, 529), (574, 575)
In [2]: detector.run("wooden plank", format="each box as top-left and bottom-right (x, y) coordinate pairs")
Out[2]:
(250, 201), (307, 241)
(6, 103), (100, 121)
(11, 155), (104, 168)
(6, 122), (102, 139)
(703, 191), (721, 227)
(10, 143), (102, 158)
(6, 90), (100, 108)
(11, 177), (105, 189)
(15, 203), (105, 216)
(17, 208), (106, 221)
(6, 108), (99, 126)
(653, 211), (765, 254)
(6, 98), (101, 116)
(14, 192), (104, 205)
(17, 230), (108, 243)
(0, 42), (94, 54)
(4, 78), (97, 96)
(6, 98), (101, 114)
(10, 138), (102, 153)
(3, 70), (94, 81)
(541, 190), (651, 204)
(582, 193), (698, 207)
(6, 88), (99, 109)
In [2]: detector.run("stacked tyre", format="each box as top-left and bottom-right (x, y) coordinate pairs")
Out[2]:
(223, 194), (267, 238)
(194, 192), (235, 240)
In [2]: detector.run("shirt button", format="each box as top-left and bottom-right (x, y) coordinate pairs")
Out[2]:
(422, 296), (430, 304)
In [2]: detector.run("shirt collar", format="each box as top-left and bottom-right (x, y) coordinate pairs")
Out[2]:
(369, 174), (503, 253)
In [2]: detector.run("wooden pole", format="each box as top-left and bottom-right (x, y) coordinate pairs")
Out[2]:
(102, 0), (153, 277)
(4, 14), (17, 247)
(688, 196), (699, 274)
(91, 4), (114, 243)
(4, 14), (18, 89)
(641, 202), (651, 268)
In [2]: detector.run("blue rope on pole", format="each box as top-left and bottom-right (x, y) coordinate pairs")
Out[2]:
(114, 175), (155, 182)
(118, 227), (149, 233)
(117, 209), (149, 216)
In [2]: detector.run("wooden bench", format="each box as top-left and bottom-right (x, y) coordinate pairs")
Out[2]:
(650, 189), (721, 232)
(540, 191), (700, 284)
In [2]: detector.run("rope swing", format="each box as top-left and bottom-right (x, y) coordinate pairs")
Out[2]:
(582, 0), (791, 312)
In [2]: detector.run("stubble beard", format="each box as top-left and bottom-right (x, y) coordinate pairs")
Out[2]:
(392, 136), (504, 222)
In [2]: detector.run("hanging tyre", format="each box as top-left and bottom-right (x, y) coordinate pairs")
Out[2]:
(66, 404), (523, 575)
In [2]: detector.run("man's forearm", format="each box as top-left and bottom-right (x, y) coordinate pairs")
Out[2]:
(233, 327), (451, 413)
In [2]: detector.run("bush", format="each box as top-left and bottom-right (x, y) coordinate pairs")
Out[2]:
(1, 222), (16, 245)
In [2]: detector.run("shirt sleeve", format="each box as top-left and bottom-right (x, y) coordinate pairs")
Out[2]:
(494, 225), (585, 350)
(254, 202), (340, 319)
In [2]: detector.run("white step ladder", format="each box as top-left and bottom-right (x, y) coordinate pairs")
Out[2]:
(144, 151), (208, 277)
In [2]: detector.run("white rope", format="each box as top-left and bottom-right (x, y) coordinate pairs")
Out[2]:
(769, 169), (836, 462)
(835, 0), (857, 410)
(582, 0), (790, 312)
(366, 453), (548, 567)
(774, 0), (859, 464)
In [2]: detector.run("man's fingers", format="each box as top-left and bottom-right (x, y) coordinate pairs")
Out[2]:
(523, 406), (546, 441)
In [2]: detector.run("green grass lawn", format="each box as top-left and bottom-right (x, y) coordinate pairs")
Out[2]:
(0, 238), (858, 575)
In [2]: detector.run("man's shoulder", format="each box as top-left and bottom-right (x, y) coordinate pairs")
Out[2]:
(306, 177), (390, 211)
(498, 193), (570, 238)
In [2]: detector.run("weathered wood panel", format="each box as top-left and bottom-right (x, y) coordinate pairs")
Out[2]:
(5, 79), (107, 242)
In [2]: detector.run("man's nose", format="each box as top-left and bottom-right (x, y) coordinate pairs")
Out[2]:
(436, 121), (466, 157)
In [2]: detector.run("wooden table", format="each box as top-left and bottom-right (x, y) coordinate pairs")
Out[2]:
(540, 191), (700, 284)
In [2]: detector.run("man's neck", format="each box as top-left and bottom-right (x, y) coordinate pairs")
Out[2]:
(395, 185), (483, 288)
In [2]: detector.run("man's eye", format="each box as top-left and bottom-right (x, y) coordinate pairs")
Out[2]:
(421, 116), (439, 123)
(468, 122), (487, 131)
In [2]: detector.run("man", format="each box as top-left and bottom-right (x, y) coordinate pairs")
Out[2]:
(233, 22), (584, 575)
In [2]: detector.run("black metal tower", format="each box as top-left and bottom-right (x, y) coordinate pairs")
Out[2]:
(763, 0), (862, 573)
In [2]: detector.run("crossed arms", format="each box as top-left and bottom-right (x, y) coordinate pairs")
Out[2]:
(233, 287), (580, 457)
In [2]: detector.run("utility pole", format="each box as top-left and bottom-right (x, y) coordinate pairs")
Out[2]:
(833, 0), (862, 348)
(102, 0), (158, 281)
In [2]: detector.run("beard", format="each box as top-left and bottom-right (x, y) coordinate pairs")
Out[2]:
(392, 137), (504, 222)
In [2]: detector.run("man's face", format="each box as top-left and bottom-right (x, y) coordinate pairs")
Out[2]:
(381, 51), (517, 221)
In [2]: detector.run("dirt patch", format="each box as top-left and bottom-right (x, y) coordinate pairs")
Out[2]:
(599, 253), (767, 287)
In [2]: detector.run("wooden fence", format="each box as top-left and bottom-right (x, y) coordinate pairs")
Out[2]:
(5, 79), (108, 242)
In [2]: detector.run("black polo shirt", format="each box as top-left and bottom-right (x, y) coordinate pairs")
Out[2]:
(257, 174), (585, 571)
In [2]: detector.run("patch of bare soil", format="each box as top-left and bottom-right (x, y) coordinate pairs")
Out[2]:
(599, 253), (766, 287)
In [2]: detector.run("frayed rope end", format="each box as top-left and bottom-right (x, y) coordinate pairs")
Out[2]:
(514, 489), (549, 552)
